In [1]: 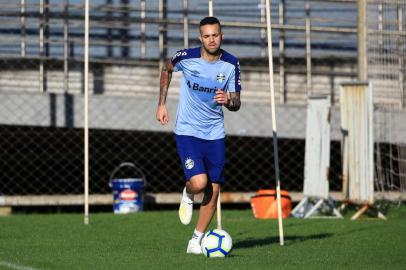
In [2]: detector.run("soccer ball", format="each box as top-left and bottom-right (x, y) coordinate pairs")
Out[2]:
(201, 229), (233, 258)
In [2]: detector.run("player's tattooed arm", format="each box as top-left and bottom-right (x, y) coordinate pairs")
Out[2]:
(158, 60), (174, 106)
(156, 60), (174, 125)
(225, 92), (241, 112)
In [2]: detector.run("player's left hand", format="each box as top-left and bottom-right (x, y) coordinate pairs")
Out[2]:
(214, 89), (229, 105)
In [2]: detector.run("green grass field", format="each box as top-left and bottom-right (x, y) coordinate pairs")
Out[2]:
(0, 205), (405, 270)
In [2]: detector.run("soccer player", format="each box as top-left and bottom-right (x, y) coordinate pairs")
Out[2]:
(156, 16), (241, 254)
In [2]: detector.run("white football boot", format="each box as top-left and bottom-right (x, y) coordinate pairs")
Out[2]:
(186, 240), (203, 254)
(178, 188), (193, 225)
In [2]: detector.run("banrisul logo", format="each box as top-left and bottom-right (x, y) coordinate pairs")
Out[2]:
(216, 72), (226, 83)
(186, 80), (216, 93)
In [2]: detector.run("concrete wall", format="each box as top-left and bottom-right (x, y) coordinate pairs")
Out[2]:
(1, 91), (405, 143)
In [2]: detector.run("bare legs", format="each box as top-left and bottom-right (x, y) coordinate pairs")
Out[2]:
(186, 173), (220, 233)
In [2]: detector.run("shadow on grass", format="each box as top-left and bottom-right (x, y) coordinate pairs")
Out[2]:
(234, 233), (333, 249)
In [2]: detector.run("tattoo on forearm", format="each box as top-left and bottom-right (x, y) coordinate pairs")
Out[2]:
(158, 63), (172, 106)
(226, 93), (241, 111)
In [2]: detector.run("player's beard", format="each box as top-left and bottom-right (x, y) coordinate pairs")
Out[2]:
(202, 42), (221, 56)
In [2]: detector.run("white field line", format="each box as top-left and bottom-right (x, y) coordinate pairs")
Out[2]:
(0, 261), (42, 270)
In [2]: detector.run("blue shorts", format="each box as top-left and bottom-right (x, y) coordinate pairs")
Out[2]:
(175, 135), (226, 184)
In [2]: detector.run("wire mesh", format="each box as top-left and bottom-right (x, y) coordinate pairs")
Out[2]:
(0, 0), (404, 204)
(368, 0), (406, 195)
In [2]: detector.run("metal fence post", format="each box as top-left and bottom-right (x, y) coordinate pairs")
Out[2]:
(260, 0), (266, 57)
(140, 0), (146, 58)
(398, 6), (404, 108)
(183, 0), (189, 49)
(358, 0), (367, 81)
(64, 0), (69, 92)
(39, 0), (44, 92)
(158, 0), (167, 70)
(20, 0), (26, 57)
(305, 2), (312, 96)
(279, 0), (285, 103)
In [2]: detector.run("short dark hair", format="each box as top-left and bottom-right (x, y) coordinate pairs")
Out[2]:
(199, 16), (221, 31)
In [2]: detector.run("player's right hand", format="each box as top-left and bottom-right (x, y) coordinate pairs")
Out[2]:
(156, 105), (169, 125)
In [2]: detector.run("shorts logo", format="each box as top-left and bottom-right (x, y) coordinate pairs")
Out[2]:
(185, 157), (194, 170)
(216, 72), (226, 83)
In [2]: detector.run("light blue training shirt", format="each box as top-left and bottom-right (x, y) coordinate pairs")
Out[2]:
(171, 46), (241, 140)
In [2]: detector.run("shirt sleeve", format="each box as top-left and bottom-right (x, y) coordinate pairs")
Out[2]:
(171, 50), (187, 72)
(227, 61), (242, 93)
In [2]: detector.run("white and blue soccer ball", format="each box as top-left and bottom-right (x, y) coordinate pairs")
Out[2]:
(201, 229), (233, 258)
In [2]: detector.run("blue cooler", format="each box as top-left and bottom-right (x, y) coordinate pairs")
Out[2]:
(109, 162), (146, 214)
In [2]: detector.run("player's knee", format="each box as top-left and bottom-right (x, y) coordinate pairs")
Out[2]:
(188, 181), (206, 194)
(188, 174), (208, 193)
(188, 183), (205, 193)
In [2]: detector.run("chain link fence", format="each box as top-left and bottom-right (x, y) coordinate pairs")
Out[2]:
(368, 0), (406, 197)
(0, 0), (405, 206)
